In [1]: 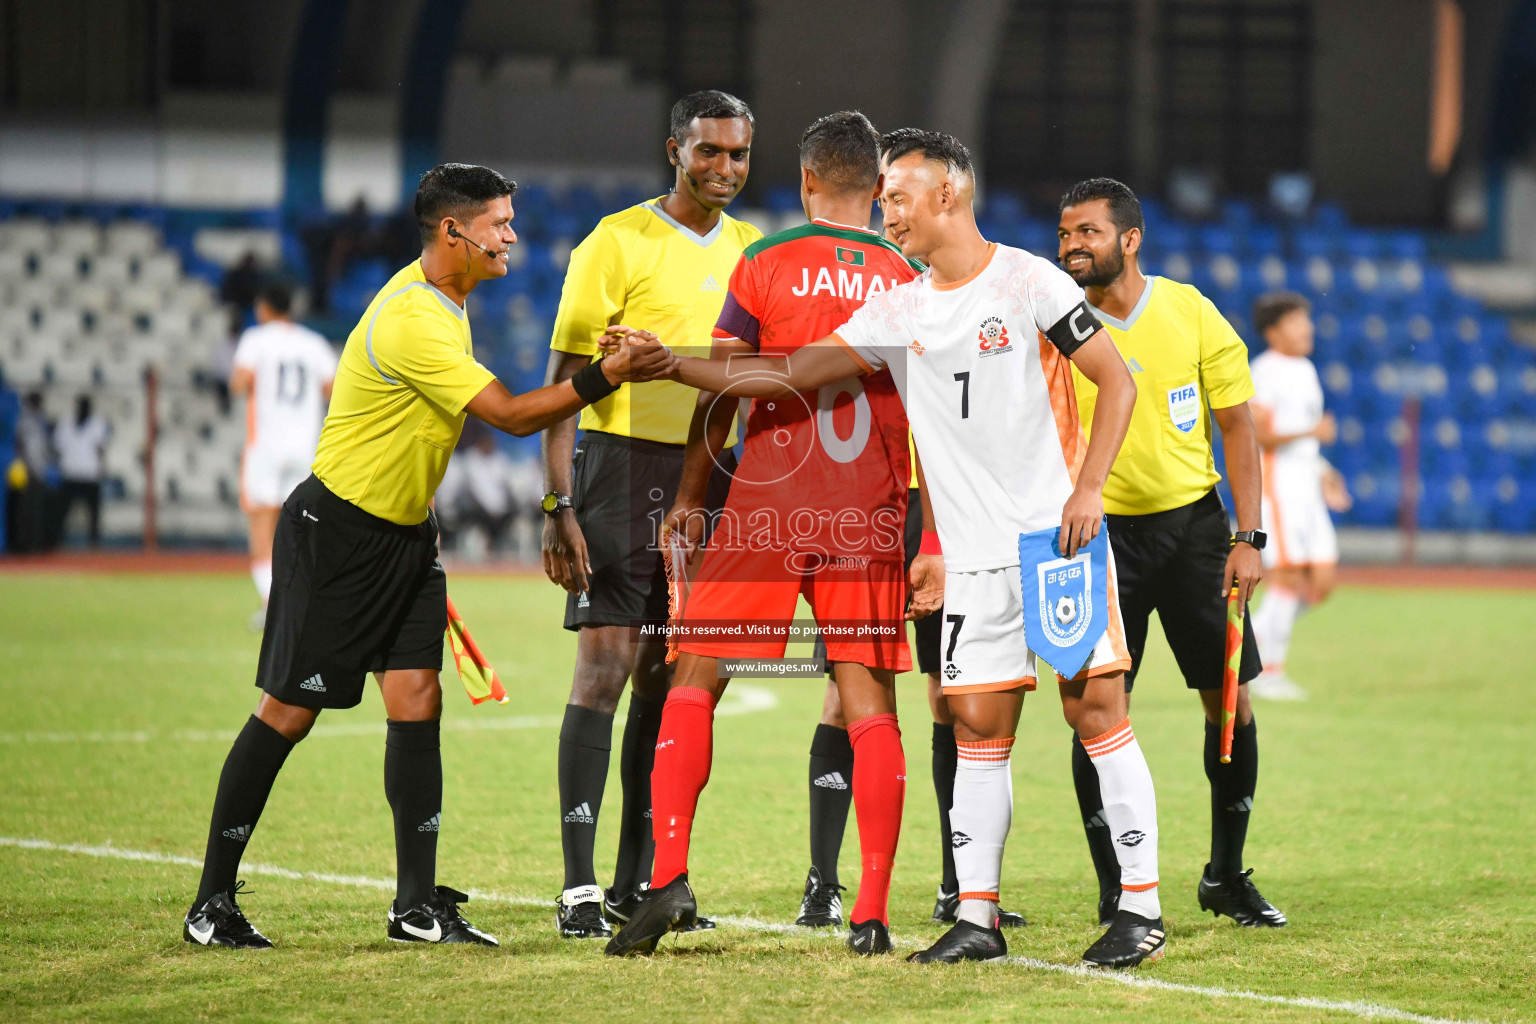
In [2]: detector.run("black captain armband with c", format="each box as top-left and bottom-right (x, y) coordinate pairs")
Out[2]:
(1044, 301), (1104, 357)
(571, 358), (620, 404)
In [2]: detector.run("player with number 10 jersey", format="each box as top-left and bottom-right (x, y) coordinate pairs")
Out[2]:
(674, 219), (921, 670)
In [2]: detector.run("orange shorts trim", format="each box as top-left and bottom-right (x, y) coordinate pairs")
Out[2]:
(1057, 658), (1133, 684)
(956, 891), (999, 902)
(1121, 881), (1159, 892)
(941, 675), (1036, 695)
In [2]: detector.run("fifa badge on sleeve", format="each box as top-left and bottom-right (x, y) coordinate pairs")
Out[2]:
(1017, 525), (1111, 679)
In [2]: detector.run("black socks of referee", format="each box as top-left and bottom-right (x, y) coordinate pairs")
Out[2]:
(385, 718), (442, 911)
(1072, 733), (1122, 900)
(612, 695), (664, 896)
(808, 723), (855, 887)
(1205, 717), (1258, 879)
(195, 715), (294, 905)
(931, 722), (960, 894)
(558, 704), (613, 890)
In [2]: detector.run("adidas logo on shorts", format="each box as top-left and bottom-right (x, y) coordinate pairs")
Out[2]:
(299, 674), (326, 692)
(812, 772), (849, 790)
(417, 814), (440, 832)
(564, 802), (594, 824)
(222, 824), (252, 843)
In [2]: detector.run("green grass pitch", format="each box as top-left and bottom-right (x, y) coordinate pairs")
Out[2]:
(0, 572), (1532, 1023)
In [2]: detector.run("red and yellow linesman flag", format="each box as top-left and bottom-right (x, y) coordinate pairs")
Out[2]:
(446, 595), (507, 706)
(660, 524), (692, 665)
(1219, 586), (1242, 763)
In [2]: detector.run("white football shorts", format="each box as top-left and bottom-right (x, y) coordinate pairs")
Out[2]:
(936, 562), (1132, 694)
(1262, 472), (1338, 568)
(242, 446), (312, 510)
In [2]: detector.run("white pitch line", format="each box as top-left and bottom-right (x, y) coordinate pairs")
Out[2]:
(0, 684), (779, 745)
(0, 835), (1495, 1024)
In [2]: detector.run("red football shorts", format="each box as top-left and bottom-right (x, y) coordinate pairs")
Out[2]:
(675, 541), (912, 672)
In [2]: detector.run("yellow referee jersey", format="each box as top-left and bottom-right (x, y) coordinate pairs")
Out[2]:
(550, 199), (761, 444)
(312, 260), (495, 525)
(1074, 276), (1255, 516)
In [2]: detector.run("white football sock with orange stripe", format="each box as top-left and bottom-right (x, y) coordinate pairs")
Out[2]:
(950, 737), (1014, 929)
(1083, 719), (1160, 919)
(1253, 586), (1301, 675)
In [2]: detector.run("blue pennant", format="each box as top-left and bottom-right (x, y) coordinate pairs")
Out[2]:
(1017, 524), (1111, 680)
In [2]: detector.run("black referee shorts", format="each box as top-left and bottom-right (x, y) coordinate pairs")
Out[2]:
(1107, 489), (1262, 692)
(562, 431), (734, 632)
(815, 487), (941, 676)
(256, 475), (446, 710)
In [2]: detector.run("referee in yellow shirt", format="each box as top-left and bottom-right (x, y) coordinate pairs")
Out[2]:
(183, 163), (673, 951)
(1058, 179), (1287, 930)
(540, 90), (761, 938)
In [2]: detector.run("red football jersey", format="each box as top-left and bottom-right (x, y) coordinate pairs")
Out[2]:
(711, 219), (920, 559)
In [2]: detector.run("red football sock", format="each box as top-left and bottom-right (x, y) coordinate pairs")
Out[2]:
(648, 686), (717, 890)
(847, 712), (904, 925)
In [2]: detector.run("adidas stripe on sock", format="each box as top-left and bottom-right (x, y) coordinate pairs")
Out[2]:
(950, 737), (1014, 929)
(1083, 719), (1160, 919)
(808, 723), (855, 888)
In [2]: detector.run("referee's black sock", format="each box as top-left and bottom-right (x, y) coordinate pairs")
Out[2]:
(931, 722), (959, 894)
(195, 715), (294, 905)
(385, 718), (441, 911)
(808, 723), (854, 888)
(558, 704), (613, 890)
(611, 694), (664, 896)
(1072, 732), (1122, 899)
(1206, 717), (1258, 879)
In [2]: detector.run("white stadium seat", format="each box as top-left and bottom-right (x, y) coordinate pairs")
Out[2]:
(37, 250), (83, 282)
(136, 251), (181, 287)
(0, 219), (52, 251)
(104, 221), (161, 258)
(53, 220), (103, 255)
(0, 249), (30, 280)
(88, 252), (135, 286)
(13, 278), (61, 309)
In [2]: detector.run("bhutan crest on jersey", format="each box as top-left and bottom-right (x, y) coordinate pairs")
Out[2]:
(977, 316), (1012, 356)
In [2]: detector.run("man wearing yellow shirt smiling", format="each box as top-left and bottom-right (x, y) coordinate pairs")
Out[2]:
(540, 90), (761, 938)
(1058, 178), (1286, 932)
(182, 163), (673, 953)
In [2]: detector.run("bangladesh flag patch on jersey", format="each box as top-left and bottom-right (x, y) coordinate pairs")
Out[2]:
(834, 247), (865, 266)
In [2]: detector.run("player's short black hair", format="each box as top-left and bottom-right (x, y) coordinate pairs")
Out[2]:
(414, 163), (517, 246)
(799, 111), (881, 194)
(669, 90), (755, 143)
(1252, 291), (1312, 336)
(1059, 177), (1144, 235)
(878, 127), (925, 162)
(879, 128), (973, 179)
(256, 276), (293, 315)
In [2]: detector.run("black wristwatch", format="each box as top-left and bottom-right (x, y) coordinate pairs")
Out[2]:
(1232, 530), (1267, 550)
(541, 492), (573, 516)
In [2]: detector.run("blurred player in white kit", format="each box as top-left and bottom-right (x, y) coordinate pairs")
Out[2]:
(231, 279), (339, 625)
(1246, 292), (1351, 701)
